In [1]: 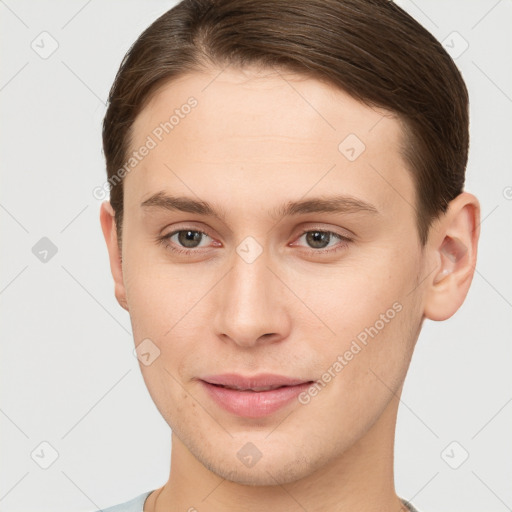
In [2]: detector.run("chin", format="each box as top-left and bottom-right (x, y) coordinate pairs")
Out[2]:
(206, 450), (318, 487)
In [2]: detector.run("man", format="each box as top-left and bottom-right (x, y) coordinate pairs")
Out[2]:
(98, 0), (480, 510)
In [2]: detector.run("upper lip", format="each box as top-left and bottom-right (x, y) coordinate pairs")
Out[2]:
(201, 373), (313, 391)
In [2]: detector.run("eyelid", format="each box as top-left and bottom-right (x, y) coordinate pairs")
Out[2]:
(159, 220), (215, 237)
(292, 223), (355, 240)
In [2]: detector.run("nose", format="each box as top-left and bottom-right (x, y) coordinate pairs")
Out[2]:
(212, 247), (292, 348)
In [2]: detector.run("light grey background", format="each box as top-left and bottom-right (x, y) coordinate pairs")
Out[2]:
(1, 1), (511, 511)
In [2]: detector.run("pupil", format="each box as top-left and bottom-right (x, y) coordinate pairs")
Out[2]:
(307, 231), (329, 249)
(178, 230), (202, 248)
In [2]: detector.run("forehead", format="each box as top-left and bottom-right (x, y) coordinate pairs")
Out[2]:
(125, 66), (413, 221)
(133, 66), (400, 149)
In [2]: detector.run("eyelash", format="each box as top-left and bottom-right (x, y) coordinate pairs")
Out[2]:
(157, 227), (352, 256)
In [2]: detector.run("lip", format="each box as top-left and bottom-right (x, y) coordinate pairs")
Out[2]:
(199, 373), (314, 418)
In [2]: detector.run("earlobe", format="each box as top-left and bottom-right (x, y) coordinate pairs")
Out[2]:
(99, 201), (129, 311)
(423, 192), (480, 322)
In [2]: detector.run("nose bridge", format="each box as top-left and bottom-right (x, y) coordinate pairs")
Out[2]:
(213, 244), (289, 347)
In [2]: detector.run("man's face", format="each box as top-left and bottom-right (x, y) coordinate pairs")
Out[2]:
(119, 66), (427, 485)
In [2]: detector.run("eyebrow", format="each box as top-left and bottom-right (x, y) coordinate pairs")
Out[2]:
(140, 191), (379, 222)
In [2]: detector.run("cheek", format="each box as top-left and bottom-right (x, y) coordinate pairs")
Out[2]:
(122, 251), (191, 336)
(294, 253), (413, 338)
(123, 259), (210, 377)
(297, 248), (420, 383)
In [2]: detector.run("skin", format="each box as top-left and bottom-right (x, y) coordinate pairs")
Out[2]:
(100, 66), (480, 512)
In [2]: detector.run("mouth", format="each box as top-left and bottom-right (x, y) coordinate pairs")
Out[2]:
(206, 383), (301, 392)
(199, 374), (315, 418)
(201, 373), (313, 389)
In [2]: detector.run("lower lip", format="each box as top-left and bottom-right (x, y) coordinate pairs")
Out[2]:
(200, 380), (313, 418)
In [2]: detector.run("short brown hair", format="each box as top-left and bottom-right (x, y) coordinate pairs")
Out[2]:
(102, 0), (469, 247)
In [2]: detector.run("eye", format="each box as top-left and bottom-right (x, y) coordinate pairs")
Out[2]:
(158, 229), (215, 255)
(292, 229), (352, 255)
(157, 227), (353, 257)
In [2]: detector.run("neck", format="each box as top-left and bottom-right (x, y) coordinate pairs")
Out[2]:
(146, 392), (405, 512)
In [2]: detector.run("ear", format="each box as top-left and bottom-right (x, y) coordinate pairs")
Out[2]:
(99, 201), (129, 311)
(423, 192), (481, 321)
